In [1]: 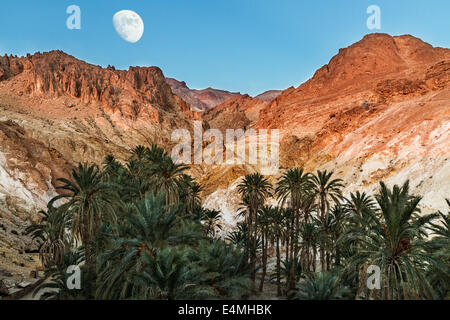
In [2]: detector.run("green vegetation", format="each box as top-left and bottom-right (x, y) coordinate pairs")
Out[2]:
(30, 145), (250, 300)
(29, 146), (449, 300)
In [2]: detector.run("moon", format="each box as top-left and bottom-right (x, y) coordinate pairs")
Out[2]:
(113, 10), (144, 43)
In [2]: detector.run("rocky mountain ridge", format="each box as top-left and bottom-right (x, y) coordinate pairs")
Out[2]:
(165, 77), (239, 112)
(201, 34), (450, 233)
(0, 33), (449, 277)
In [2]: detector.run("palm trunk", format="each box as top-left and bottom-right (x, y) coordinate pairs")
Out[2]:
(326, 250), (331, 271)
(312, 246), (317, 272)
(250, 208), (257, 291)
(289, 212), (300, 289)
(320, 197), (326, 271)
(285, 232), (290, 262)
(83, 233), (91, 271)
(335, 243), (341, 267)
(356, 265), (367, 300)
(306, 245), (310, 273)
(290, 215), (295, 262)
(276, 236), (281, 296)
(82, 212), (92, 274)
(259, 231), (268, 292)
(320, 247), (325, 271)
(248, 208), (253, 273)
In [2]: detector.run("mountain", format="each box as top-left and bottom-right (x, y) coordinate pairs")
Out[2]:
(0, 51), (199, 122)
(0, 34), (449, 275)
(165, 78), (281, 112)
(202, 94), (269, 131)
(254, 90), (282, 102)
(202, 34), (450, 231)
(165, 77), (239, 111)
(0, 50), (200, 269)
(258, 34), (449, 132)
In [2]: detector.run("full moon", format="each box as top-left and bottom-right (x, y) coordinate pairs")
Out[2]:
(113, 10), (144, 43)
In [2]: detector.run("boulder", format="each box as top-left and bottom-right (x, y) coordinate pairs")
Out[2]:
(17, 281), (31, 288)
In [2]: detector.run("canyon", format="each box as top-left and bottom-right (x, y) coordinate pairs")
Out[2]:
(0, 33), (449, 278)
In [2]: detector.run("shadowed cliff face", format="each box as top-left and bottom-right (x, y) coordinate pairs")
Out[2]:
(0, 34), (449, 270)
(165, 77), (282, 113)
(165, 77), (240, 112)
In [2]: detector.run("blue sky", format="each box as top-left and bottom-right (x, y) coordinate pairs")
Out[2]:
(0, 0), (449, 96)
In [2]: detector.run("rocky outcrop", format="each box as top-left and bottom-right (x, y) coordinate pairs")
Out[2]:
(203, 94), (252, 131)
(0, 51), (198, 122)
(202, 93), (271, 131)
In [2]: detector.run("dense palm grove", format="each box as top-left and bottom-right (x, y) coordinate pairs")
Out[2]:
(28, 145), (449, 300)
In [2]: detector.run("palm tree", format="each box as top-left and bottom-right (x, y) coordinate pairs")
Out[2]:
(298, 220), (320, 273)
(327, 205), (349, 267)
(311, 170), (344, 271)
(343, 181), (441, 299)
(53, 163), (118, 273)
(311, 170), (344, 222)
(342, 191), (377, 290)
(282, 207), (294, 262)
(292, 270), (350, 300)
(297, 195), (318, 271)
(237, 173), (273, 219)
(257, 206), (274, 292)
(102, 154), (123, 179)
(426, 199), (450, 299)
(427, 199), (450, 242)
(178, 174), (203, 215)
(131, 247), (203, 300)
(276, 168), (312, 210)
(25, 205), (72, 268)
(271, 257), (302, 291)
(192, 240), (251, 298)
(270, 207), (285, 296)
(130, 145), (149, 161)
(226, 223), (248, 248)
(33, 248), (85, 300)
(148, 153), (188, 205)
(123, 159), (150, 199)
(276, 168), (312, 289)
(201, 209), (222, 238)
(226, 222), (251, 268)
(344, 191), (378, 228)
(237, 173), (272, 289)
(145, 144), (166, 164)
(96, 192), (197, 299)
